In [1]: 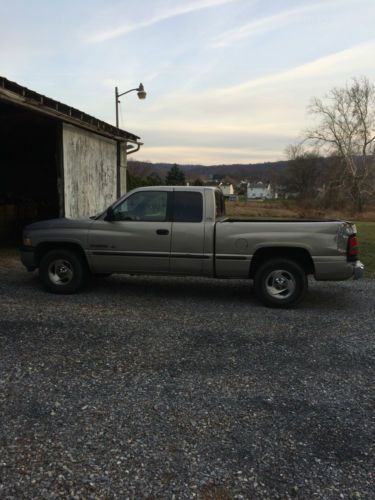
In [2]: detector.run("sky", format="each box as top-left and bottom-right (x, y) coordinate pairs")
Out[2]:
(1, 0), (375, 165)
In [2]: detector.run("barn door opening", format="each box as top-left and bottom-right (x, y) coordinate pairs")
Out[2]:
(0, 101), (61, 244)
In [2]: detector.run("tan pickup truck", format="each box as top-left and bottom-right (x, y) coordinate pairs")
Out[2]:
(20, 186), (364, 307)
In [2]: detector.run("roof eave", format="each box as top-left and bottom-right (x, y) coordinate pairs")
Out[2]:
(0, 76), (140, 143)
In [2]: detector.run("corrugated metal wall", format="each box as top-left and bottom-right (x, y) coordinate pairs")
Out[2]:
(63, 123), (119, 218)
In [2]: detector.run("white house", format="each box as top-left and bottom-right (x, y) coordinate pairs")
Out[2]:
(219, 183), (234, 197)
(247, 181), (275, 200)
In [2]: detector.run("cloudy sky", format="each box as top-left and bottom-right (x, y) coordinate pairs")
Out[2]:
(1, 0), (375, 164)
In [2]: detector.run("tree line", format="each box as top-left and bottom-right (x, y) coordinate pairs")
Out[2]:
(127, 163), (187, 191)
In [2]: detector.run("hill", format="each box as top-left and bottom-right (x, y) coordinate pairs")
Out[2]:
(127, 160), (289, 183)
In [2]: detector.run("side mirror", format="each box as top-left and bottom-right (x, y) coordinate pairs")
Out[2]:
(104, 207), (115, 221)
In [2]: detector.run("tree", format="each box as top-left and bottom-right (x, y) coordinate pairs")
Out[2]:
(127, 171), (145, 191)
(305, 77), (375, 212)
(165, 164), (186, 185)
(284, 144), (321, 201)
(192, 177), (204, 186)
(127, 160), (153, 179)
(146, 172), (163, 185)
(127, 171), (163, 191)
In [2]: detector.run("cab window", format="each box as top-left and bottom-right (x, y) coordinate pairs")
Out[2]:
(113, 191), (168, 221)
(173, 192), (203, 222)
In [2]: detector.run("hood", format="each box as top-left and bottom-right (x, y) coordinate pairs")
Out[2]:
(25, 217), (94, 232)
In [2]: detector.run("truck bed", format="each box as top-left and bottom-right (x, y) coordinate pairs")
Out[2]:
(222, 217), (341, 223)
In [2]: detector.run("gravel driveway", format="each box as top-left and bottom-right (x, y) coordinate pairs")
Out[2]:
(0, 253), (374, 499)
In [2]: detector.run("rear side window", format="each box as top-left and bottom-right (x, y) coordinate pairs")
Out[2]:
(173, 192), (203, 222)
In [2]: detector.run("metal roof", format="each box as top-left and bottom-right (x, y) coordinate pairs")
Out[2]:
(0, 76), (140, 143)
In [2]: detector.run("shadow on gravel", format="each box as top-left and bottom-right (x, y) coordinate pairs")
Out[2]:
(88, 275), (257, 305)
(2, 261), (360, 312)
(287, 401), (373, 462)
(100, 277), (359, 314)
(302, 287), (354, 311)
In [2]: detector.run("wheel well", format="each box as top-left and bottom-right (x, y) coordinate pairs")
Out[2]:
(249, 247), (314, 278)
(34, 242), (88, 268)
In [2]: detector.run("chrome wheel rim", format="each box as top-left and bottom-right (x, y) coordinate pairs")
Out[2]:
(265, 269), (296, 300)
(48, 259), (74, 286)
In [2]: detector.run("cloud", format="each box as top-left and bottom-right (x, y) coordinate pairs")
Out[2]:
(87, 0), (240, 43)
(138, 40), (375, 118)
(215, 40), (375, 95)
(211, 0), (349, 48)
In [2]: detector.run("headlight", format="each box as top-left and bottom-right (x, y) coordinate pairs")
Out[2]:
(23, 237), (33, 247)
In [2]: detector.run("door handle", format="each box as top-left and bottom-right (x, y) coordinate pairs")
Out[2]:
(156, 229), (169, 235)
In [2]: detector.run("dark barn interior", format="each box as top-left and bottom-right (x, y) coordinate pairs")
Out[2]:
(0, 100), (61, 243)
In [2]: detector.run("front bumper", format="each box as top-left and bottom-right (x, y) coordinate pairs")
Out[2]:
(353, 260), (365, 280)
(20, 246), (37, 271)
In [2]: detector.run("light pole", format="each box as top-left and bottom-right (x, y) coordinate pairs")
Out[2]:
(115, 83), (146, 128)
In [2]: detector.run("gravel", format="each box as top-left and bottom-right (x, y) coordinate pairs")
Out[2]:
(0, 253), (374, 499)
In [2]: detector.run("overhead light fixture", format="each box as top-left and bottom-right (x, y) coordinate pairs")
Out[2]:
(115, 83), (147, 128)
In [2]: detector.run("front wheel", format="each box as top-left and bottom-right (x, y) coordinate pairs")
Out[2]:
(254, 259), (308, 308)
(39, 249), (88, 294)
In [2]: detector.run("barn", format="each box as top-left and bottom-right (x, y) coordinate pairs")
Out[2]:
(0, 76), (142, 243)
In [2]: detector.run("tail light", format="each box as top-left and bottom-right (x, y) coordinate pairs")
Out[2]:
(347, 234), (359, 261)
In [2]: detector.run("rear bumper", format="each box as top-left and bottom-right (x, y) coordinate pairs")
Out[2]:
(20, 246), (37, 271)
(314, 257), (365, 281)
(353, 260), (365, 280)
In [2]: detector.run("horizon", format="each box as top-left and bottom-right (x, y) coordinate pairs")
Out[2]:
(127, 158), (289, 167)
(2, 0), (375, 164)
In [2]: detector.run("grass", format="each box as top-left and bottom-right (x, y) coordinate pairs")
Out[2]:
(225, 200), (375, 276)
(356, 222), (375, 276)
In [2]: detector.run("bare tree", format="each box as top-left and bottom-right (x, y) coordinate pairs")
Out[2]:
(284, 144), (321, 201)
(306, 77), (375, 211)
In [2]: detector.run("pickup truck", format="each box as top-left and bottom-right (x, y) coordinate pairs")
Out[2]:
(20, 186), (364, 308)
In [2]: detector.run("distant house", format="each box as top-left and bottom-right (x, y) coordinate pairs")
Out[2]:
(219, 183), (234, 197)
(203, 180), (234, 198)
(247, 181), (276, 200)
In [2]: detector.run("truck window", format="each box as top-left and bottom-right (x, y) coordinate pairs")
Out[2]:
(215, 190), (226, 217)
(173, 192), (203, 222)
(113, 191), (168, 221)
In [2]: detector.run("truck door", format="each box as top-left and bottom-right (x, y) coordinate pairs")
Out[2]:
(88, 190), (172, 274)
(170, 190), (205, 275)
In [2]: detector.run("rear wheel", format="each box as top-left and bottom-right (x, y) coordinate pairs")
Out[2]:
(254, 258), (308, 308)
(39, 249), (88, 294)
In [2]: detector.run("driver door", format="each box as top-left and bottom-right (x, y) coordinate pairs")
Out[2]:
(88, 190), (172, 274)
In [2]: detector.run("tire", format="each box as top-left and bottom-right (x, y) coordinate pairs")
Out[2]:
(39, 248), (88, 294)
(254, 258), (308, 308)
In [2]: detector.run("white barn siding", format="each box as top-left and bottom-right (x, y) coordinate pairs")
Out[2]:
(63, 123), (117, 218)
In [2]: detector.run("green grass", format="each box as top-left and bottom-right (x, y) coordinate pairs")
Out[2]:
(356, 222), (375, 276)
